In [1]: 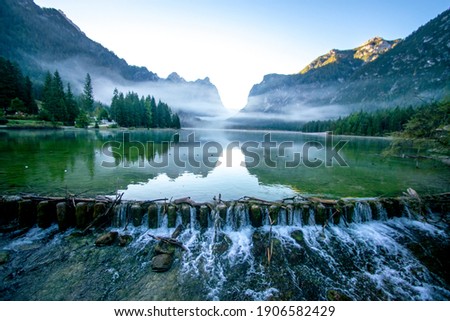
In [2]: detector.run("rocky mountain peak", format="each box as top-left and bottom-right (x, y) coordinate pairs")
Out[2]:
(354, 37), (401, 62)
(166, 72), (185, 83)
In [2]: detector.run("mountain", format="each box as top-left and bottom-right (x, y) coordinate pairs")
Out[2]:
(232, 9), (450, 129)
(0, 0), (226, 123)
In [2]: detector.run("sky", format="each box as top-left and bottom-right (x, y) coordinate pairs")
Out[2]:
(34, 0), (449, 111)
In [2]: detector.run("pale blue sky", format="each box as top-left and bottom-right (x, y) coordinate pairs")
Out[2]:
(34, 0), (449, 110)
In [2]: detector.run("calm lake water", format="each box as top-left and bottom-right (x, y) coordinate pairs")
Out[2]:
(0, 128), (448, 201)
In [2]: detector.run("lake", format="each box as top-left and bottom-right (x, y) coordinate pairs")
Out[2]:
(0, 128), (448, 201)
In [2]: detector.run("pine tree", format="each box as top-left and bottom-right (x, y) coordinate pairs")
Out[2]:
(82, 73), (94, 113)
(65, 83), (79, 125)
(23, 76), (38, 114)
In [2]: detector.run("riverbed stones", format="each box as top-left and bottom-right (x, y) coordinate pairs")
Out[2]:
(151, 254), (174, 272)
(0, 250), (10, 265)
(118, 234), (133, 247)
(95, 231), (118, 246)
(18, 199), (36, 228)
(148, 203), (158, 229)
(154, 241), (176, 255)
(212, 232), (232, 255)
(37, 201), (54, 229)
(326, 289), (352, 301)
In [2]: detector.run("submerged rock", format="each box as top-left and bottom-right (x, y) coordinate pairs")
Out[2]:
(95, 231), (118, 246)
(0, 250), (10, 265)
(151, 254), (174, 272)
(212, 232), (232, 255)
(118, 234), (133, 247)
(154, 241), (176, 255)
(326, 289), (352, 301)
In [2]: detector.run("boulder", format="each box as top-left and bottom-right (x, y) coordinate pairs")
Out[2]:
(151, 254), (174, 272)
(118, 234), (133, 247)
(154, 241), (176, 255)
(95, 231), (118, 246)
(212, 232), (232, 255)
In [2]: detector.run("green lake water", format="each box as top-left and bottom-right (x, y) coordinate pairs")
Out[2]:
(0, 128), (448, 201)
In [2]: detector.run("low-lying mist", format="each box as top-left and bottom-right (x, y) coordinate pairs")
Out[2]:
(40, 57), (229, 119)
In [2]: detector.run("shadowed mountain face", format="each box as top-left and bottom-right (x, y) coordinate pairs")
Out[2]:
(230, 10), (450, 129)
(0, 0), (227, 123)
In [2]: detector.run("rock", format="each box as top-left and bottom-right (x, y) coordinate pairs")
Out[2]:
(290, 230), (304, 245)
(171, 224), (184, 239)
(198, 205), (209, 228)
(18, 199), (36, 228)
(95, 231), (118, 246)
(154, 241), (177, 255)
(301, 205), (310, 225)
(250, 205), (262, 227)
(93, 202), (107, 227)
(37, 201), (54, 229)
(75, 202), (91, 229)
(130, 204), (143, 227)
(118, 234), (133, 247)
(151, 254), (174, 272)
(315, 204), (327, 225)
(217, 204), (227, 221)
(167, 205), (177, 228)
(326, 289), (352, 301)
(0, 196), (20, 226)
(0, 250), (10, 265)
(148, 203), (158, 229)
(181, 204), (191, 226)
(269, 205), (280, 225)
(56, 202), (68, 230)
(380, 198), (403, 218)
(212, 232), (232, 255)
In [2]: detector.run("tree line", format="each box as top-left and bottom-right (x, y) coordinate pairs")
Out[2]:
(301, 106), (416, 136)
(110, 89), (180, 129)
(0, 56), (180, 129)
(0, 56), (38, 115)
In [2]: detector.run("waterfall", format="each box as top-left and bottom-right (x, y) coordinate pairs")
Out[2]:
(1, 194), (448, 301)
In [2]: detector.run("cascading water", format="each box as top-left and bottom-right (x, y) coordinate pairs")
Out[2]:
(0, 198), (449, 300)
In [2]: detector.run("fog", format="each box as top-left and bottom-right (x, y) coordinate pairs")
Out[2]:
(39, 57), (230, 118)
